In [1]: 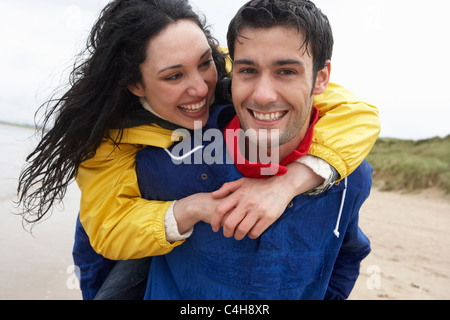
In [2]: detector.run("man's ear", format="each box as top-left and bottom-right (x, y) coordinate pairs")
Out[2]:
(312, 60), (331, 95)
(127, 82), (145, 97)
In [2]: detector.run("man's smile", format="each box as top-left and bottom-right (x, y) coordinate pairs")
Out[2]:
(248, 108), (288, 123)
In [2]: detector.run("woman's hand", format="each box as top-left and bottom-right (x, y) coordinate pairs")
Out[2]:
(210, 162), (324, 240)
(172, 193), (222, 235)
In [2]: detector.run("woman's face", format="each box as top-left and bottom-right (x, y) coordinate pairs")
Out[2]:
(129, 19), (218, 129)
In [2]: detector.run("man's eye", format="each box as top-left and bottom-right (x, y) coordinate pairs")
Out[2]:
(239, 68), (257, 75)
(278, 69), (296, 76)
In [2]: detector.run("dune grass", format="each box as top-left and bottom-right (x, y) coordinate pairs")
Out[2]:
(366, 135), (450, 193)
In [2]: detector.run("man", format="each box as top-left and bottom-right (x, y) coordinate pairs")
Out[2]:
(137, 0), (372, 299)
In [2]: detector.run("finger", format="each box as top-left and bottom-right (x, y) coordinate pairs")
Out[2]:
(222, 210), (247, 238)
(248, 217), (272, 239)
(233, 214), (260, 241)
(211, 179), (243, 199)
(210, 209), (234, 233)
(210, 198), (238, 232)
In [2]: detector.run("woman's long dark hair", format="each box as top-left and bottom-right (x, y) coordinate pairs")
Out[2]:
(16, 0), (227, 224)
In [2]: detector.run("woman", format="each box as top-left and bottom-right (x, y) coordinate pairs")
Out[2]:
(16, 0), (379, 299)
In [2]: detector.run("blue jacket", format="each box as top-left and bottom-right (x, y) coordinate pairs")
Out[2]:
(73, 217), (116, 300)
(136, 104), (372, 300)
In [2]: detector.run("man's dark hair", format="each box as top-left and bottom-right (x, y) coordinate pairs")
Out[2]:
(227, 0), (333, 77)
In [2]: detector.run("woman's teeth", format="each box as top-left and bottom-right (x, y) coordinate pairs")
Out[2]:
(252, 110), (286, 121)
(178, 100), (206, 113)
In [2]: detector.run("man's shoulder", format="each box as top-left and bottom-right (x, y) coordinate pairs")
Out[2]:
(349, 160), (373, 181)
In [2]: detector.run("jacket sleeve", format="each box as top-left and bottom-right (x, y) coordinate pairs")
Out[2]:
(76, 139), (184, 261)
(311, 82), (380, 180)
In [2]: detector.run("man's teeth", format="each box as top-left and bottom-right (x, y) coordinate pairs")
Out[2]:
(252, 110), (285, 121)
(179, 100), (205, 112)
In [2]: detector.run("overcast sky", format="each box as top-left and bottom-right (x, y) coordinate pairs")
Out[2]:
(1, 0), (449, 140)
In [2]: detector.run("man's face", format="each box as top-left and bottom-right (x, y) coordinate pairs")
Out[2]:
(231, 26), (329, 150)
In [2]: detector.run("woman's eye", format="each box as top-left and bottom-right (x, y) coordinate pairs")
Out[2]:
(200, 58), (213, 68)
(165, 73), (182, 81)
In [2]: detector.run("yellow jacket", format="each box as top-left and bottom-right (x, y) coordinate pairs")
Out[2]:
(76, 82), (380, 260)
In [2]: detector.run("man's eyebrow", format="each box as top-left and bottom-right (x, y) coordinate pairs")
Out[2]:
(233, 59), (305, 68)
(273, 59), (305, 68)
(157, 49), (212, 75)
(233, 59), (256, 66)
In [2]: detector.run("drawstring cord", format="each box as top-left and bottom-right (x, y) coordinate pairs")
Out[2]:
(334, 177), (347, 238)
(164, 145), (204, 161)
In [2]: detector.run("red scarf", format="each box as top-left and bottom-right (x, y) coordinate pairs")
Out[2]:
(224, 107), (319, 178)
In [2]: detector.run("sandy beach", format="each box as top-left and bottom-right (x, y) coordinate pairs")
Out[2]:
(349, 188), (450, 300)
(1, 123), (449, 300)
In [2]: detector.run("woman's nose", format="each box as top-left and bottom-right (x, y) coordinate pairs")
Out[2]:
(187, 74), (208, 97)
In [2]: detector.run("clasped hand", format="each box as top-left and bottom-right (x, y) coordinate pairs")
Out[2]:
(173, 162), (324, 241)
(173, 176), (295, 241)
(210, 176), (294, 240)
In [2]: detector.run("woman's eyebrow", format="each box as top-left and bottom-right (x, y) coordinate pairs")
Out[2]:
(157, 64), (183, 75)
(199, 48), (212, 60)
(157, 48), (212, 75)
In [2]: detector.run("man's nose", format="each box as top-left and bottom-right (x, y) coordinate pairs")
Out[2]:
(252, 74), (277, 106)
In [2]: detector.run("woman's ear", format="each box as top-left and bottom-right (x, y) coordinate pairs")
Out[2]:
(127, 82), (145, 97)
(312, 60), (331, 95)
